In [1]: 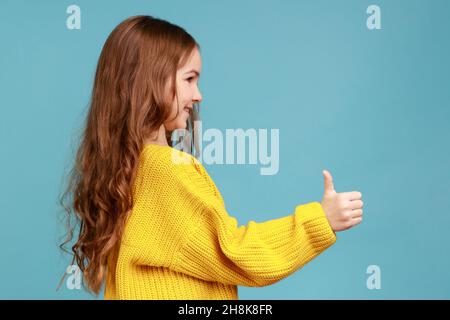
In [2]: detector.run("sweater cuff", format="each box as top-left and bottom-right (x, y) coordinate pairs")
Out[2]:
(294, 201), (337, 253)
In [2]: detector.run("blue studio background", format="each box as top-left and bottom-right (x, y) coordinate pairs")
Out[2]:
(0, 0), (449, 299)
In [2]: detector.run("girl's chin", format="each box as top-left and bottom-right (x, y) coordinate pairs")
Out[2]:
(175, 122), (187, 130)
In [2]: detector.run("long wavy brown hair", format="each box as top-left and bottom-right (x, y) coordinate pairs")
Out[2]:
(57, 15), (201, 295)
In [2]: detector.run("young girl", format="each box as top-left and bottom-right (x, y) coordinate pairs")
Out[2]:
(59, 15), (364, 300)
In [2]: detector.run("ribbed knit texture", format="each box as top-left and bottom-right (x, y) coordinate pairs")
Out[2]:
(103, 144), (337, 300)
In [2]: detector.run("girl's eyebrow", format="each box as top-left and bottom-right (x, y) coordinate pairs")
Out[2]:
(185, 69), (200, 76)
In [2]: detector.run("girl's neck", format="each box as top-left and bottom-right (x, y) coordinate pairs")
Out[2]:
(144, 124), (170, 146)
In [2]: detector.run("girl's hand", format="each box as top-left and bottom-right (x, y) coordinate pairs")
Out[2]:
(320, 169), (364, 232)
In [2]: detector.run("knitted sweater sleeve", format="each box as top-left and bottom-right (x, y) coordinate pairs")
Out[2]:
(123, 148), (337, 287)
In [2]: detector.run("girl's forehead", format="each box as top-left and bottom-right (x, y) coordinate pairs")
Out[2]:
(180, 48), (202, 72)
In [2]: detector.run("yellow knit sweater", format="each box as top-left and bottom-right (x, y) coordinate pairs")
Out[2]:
(104, 144), (337, 300)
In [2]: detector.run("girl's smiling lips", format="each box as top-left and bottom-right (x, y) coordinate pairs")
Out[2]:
(184, 105), (192, 114)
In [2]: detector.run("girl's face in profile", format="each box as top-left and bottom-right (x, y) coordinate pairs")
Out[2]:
(164, 47), (203, 131)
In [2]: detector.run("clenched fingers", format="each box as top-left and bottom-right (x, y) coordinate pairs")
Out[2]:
(341, 191), (362, 201)
(349, 199), (364, 210)
(352, 217), (363, 227)
(352, 209), (363, 218)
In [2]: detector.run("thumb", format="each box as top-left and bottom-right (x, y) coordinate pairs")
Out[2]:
(323, 169), (335, 194)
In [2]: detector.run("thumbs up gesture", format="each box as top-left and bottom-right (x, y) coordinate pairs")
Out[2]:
(321, 169), (364, 232)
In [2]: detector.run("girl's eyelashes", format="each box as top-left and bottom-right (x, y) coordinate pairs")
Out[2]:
(187, 75), (200, 83)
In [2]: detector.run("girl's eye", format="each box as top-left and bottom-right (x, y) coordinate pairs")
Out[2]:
(186, 77), (194, 82)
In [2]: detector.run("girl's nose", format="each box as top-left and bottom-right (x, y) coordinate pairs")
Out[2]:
(193, 87), (202, 103)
